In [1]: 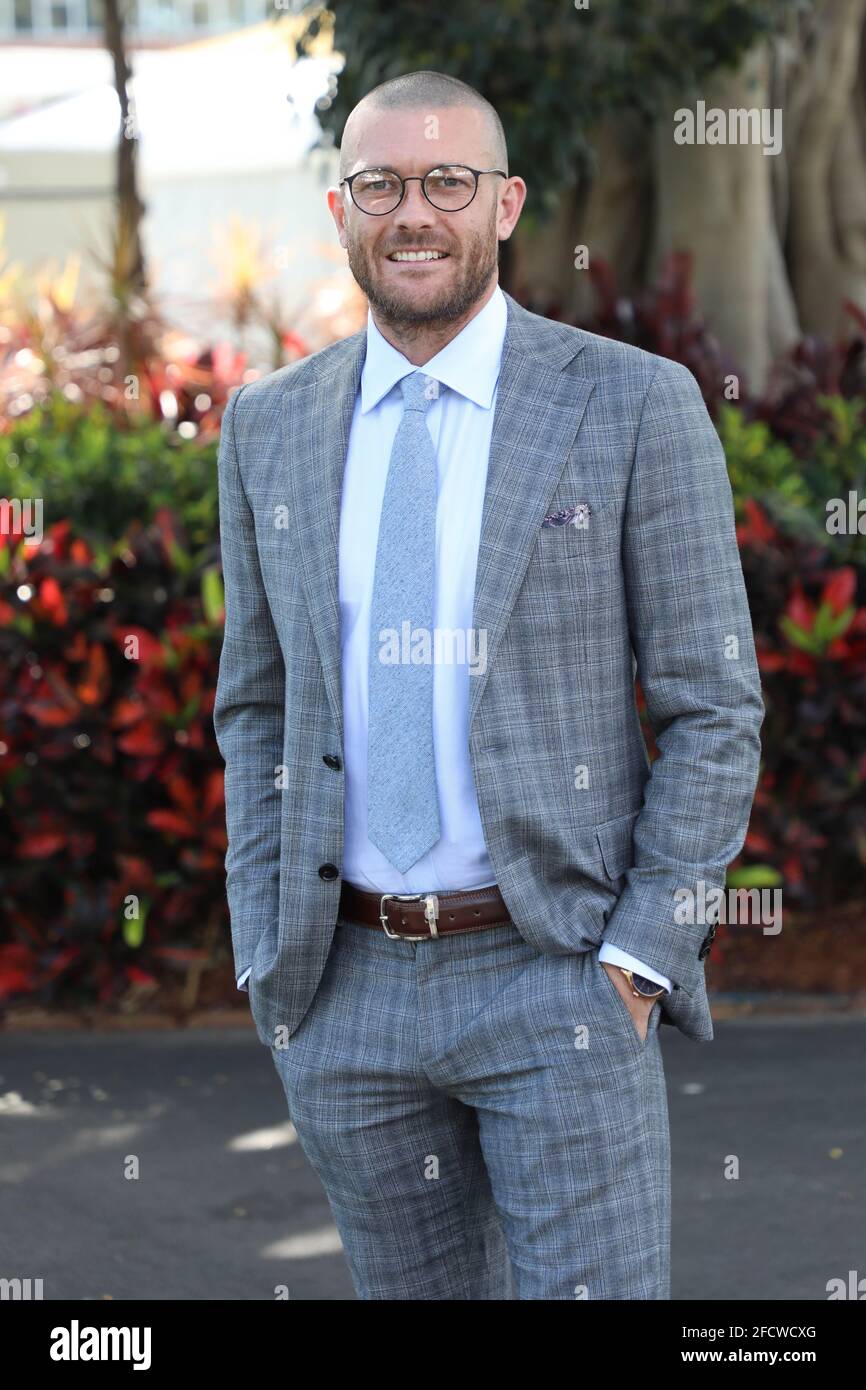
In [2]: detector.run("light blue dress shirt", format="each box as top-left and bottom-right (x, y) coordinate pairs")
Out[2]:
(237, 285), (671, 995)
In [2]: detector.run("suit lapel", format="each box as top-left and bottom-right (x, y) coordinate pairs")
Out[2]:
(285, 336), (365, 749)
(285, 292), (595, 749)
(467, 333), (594, 732)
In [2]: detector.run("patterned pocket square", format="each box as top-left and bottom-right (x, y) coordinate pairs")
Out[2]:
(541, 503), (592, 528)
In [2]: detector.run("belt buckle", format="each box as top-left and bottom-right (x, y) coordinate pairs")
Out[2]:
(379, 892), (439, 940)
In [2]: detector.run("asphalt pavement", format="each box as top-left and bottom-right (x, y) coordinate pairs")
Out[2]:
(1, 1015), (862, 1301)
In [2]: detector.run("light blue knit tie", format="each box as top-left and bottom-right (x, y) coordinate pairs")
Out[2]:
(367, 371), (441, 871)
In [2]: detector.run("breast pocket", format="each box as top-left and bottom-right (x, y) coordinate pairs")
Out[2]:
(533, 499), (619, 564)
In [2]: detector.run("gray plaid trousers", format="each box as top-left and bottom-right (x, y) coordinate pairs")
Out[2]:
(269, 915), (669, 1300)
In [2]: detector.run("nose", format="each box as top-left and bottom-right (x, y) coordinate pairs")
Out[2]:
(393, 177), (436, 229)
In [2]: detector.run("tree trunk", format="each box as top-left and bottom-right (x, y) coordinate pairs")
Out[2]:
(509, 115), (651, 321)
(785, 0), (866, 337)
(508, 180), (581, 312)
(505, 6), (866, 385)
(651, 47), (796, 394)
(103, 0), (147, 305)
(564, 114), (652, 322)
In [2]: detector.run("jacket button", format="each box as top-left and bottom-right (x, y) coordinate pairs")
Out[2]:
(318, 863), (339, 880)
(323, 754), (342, 770)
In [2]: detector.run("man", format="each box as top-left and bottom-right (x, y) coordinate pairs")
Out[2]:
(213, 70), (764, 1300)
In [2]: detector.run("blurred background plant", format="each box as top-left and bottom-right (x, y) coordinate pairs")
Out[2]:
(2, 249), (865, 1013)
(2, 0), (866, 1015)
(0, 507), (229, 1014)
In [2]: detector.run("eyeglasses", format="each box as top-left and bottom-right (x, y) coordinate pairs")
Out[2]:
(340, 165), (507, 215)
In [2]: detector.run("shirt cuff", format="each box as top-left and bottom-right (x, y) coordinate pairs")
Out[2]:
(597, 942), (672, 993)
(236, 966), (252, 992)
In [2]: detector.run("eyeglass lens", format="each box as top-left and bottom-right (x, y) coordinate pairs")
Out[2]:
(351, 166), (477, 213)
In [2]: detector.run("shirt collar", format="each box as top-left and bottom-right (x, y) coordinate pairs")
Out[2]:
(360, 284), (507, 414)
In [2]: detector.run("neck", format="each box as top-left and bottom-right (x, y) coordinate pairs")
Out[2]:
(370, 278), (499, 366)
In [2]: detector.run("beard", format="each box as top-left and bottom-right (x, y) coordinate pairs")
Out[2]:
(346, 206), (500, 331)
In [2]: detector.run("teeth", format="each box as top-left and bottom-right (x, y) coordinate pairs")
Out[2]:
(389, 251), (447, 261)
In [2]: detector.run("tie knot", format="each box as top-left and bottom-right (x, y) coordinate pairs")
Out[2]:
(400, 371), (438, 414)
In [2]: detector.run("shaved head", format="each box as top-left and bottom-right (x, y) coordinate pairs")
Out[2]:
(327, 68), (525, 361)
(339, 70), (508, 180)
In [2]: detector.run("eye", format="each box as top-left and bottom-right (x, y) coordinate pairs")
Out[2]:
(356, 171), (399, 191)
(428, 169), (473, 189)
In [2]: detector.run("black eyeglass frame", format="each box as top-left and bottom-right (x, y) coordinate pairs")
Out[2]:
(339, 165), (508, 215)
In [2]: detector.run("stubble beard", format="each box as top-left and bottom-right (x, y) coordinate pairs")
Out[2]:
(346, 209), (500, 334)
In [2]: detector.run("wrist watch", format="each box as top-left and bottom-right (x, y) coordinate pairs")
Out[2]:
(617, 968), (669, 1000)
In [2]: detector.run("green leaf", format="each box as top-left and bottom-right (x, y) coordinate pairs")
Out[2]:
(825, 606), (856, 641)
(166, 536), (192, 575)
(727, 865), (784, 889)
(154, 871), (183, 888)
(201, 567), (224, 624)
(779, 615), (820, 654)
(123, 909), (146, 949)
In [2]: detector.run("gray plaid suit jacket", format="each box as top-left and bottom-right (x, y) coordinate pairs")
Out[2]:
(213, 290), (765, 1048)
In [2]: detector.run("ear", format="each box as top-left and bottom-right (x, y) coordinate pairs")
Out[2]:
(327, 186), (349, 248)
(497, 175), (527, 241)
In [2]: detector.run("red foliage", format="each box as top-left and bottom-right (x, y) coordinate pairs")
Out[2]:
(739, 506), (866, 903)
(0, 510), (229, 1006)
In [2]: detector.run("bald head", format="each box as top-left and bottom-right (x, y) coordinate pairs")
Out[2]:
(327, 68), (525, 354)
(339, 70), (508, 180)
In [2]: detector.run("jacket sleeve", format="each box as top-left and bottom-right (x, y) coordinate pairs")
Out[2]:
(599, 359), (765, 996)
(212, 385), (285, 983)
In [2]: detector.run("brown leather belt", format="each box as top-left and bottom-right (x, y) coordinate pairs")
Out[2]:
(338, 880), (513, 939)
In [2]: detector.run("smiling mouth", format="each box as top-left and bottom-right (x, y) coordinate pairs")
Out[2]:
(386, 250), (450, 263)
